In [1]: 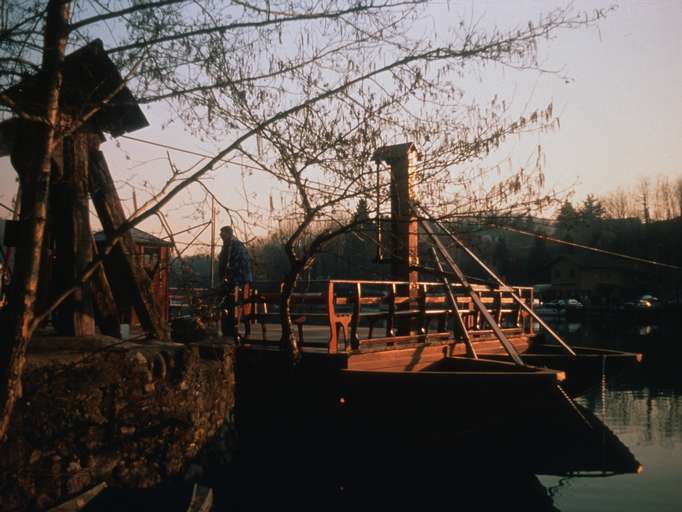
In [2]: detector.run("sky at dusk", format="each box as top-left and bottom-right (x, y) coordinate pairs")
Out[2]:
(1, 0), (680, 245)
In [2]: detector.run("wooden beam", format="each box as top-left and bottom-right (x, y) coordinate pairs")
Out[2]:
(374, 143), (420, 336)
(425, 213), (576, 357)
(52, 132), (95, 335)
(88, 149), (169, 340)
(419, 216), (525, 366)
(430, 247), (476, 358)
(89, 235), (121, 338)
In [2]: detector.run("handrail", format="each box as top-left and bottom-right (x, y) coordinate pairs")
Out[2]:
(237, 278), (534, 354)
(243, 278), (533, 291)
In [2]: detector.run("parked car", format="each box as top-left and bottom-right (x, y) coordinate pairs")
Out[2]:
(623, 294), (661, 310)
(665, 297), (682, 308)
(534, 298), (583, 318)
(565, 298), (584, 309)
(548, 298), (584, 309)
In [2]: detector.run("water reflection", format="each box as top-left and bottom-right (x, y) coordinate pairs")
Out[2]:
(205, 405), (640, 512)
(210, 382), (642, 511)
(215, 316), (677, 511)
(535, 315), (682, 511)
(638, 325), (656, 336)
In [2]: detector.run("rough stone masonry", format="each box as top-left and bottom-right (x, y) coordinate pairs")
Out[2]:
(0, 336), (235, 511)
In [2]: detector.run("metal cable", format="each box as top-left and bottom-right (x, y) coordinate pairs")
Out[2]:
(494, 224), (681, 271)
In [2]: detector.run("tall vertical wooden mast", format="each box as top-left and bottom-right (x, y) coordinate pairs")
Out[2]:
(373, 143), (420, 335)
(210, 197), (216, 288)
(373, 142), (420, 288)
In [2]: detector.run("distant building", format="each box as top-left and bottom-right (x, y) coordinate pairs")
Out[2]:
(549, 253), (655, 303)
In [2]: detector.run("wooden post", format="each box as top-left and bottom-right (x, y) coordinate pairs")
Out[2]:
(373, 143), (420, 335)
(372, 143), (419, 285)
(88, 149), (169, 340)
(210, 197), (216, 288)
(51, 132), (96, 335)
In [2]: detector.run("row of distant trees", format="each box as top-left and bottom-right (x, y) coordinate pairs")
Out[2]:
(172, 176), (682, 292)
(169, 189), (682, 294)
(601, 175), (682, 222)
(487, 192), (682, 290)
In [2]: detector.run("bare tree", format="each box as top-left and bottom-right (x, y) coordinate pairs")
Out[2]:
(602, 187), (637, 219)
(227, 67), (569, 358)
(0, 0), (71, 445)
(637, 176), (652, 224)
(601, 174), (682, 221)
(234, 97), (393, 358)
(0, 0), (608, 441)
(654, 175), (676, 221)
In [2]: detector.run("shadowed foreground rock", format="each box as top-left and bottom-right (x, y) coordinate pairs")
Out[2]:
(0, 336), (234, 511)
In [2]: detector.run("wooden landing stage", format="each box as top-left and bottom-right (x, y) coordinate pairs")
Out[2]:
(235, 279), (573, 439)
(235, 277), (640, 445)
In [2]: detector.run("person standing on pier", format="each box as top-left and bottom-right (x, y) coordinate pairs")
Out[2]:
(218, 226), (253, 338)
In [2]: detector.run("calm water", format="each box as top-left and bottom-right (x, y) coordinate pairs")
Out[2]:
(538, 315), (682, 512)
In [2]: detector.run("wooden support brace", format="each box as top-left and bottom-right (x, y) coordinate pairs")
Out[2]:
(417, 284), (428, 334)
(424, 212), (576, 357)
(430, 247), (476, 358)
(386, 283), (397, 337)
(419, 215), (524, 366)
(325, 281), (339, 353)
(88, 235), (121, 338)
(88, 149), (169, 340)
(350, 282), (361, 351)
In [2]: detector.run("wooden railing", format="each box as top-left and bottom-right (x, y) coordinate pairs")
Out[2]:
(240, 280), (533, 353)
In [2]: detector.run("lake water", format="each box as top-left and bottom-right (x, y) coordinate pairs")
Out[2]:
(537, 315), (682, 512)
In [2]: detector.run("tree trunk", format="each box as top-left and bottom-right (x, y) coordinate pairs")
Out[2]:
(279, 270), (301, 363)
(52, 132), (96, 335)
(0, 0), (71, 444)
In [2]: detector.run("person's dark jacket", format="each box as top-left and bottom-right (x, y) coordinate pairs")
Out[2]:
(218, 237), (253, 286)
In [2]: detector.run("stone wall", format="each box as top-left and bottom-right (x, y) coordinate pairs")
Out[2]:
(0, 336), (235, 511)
